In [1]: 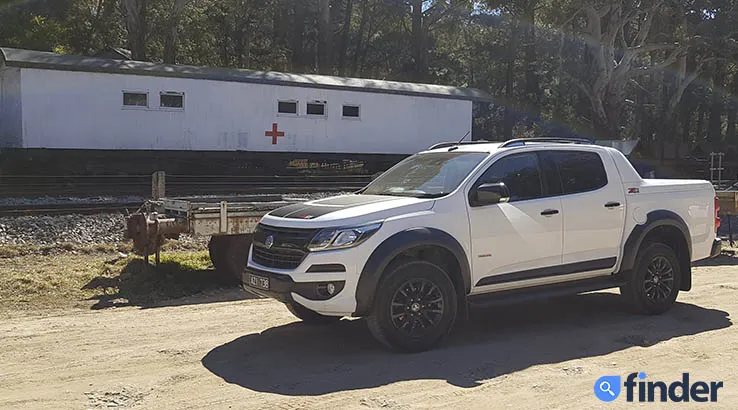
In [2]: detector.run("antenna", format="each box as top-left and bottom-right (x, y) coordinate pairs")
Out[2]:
(447, 130), (471, 151)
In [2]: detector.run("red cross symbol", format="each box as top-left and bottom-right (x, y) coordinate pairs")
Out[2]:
(265, 123), (284, 145)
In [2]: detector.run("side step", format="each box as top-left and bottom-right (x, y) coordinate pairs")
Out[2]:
(467, 275), (627, 309)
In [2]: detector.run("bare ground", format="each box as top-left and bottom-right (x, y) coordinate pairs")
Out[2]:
(1, 256), (738, 409)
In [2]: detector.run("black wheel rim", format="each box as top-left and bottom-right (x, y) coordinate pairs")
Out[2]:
(644, 255), (674, 302)
(390, 278), (445, 336)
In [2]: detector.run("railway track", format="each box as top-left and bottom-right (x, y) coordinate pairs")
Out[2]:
(0, 174), (374, 216)
(0, 202), (145, 217)
(1, 174), (372, 196)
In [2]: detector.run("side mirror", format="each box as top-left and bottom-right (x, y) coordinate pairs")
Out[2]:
(472, 182), (510, 206)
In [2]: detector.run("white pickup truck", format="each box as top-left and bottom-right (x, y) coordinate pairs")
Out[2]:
(243, 137), (722, 352)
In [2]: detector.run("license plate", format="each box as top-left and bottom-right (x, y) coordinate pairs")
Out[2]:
(248, 274), (270, 290)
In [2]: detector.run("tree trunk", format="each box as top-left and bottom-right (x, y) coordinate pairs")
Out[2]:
(503, 22), (518, 140)
(317, 0), (332, 74)
(351, 0), (369, 76)
(503, 59), (515, 140)
(681, 95), (693, 143)
(726, 104), (737, 144)
(337, 0), (353, 76)
(726, 73), (738, 144)
(708, 60), (726, 144)
(121, 0), (147, 60)
(521, 0), (539, 110)
(290, 1), (307, 71)
(696, 106), (706, 143)
(163, 0), (188, 64)
(410, 0), (426, 81)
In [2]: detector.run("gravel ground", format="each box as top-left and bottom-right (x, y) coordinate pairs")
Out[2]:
(0, 196), (148, 207)
(0, 192), (352, 246)
(0, 213), (127, 245)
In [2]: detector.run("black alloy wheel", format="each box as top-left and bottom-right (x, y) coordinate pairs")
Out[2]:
(367, 259), (458, 352)
(620, 242), (681, 315)
(643, 255), (675, 303)
(390, 279), (445, 337)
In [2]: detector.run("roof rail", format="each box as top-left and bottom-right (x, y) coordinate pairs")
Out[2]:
(427, 140), (492, 150)
(499, 136), (594, 148)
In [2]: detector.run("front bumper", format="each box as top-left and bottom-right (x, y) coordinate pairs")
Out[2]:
(242, 266), (346, 304)
(710, 238), (722, 258)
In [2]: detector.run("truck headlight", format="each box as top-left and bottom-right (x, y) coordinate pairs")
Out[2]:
(308, 223), (382, 251)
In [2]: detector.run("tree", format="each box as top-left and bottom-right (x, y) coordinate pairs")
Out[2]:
(561, 1), (688, 139)
(163, 0), (189, 63)
(317, 0), (332, 74)
(121, 0), (148, 60)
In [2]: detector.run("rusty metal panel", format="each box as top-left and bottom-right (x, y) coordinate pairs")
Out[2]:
(190, 213), (262, 236)
(717, 191), (738, 215)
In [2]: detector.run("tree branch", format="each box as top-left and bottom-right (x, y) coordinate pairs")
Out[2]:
(625, 47), (685, 79)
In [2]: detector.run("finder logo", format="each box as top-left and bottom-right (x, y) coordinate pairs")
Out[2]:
(594, 372), (723, 403)
(594, 375), (621, 402)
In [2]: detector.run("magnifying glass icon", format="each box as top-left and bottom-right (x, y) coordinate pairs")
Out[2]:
(599, 381), (615, 397)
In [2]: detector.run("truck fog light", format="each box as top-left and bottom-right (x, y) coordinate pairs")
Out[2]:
(327, 282), (336, 295)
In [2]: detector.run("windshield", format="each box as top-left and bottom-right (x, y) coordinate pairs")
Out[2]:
(362, 152), (488, 198)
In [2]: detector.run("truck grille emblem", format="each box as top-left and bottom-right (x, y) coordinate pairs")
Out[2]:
(265, 235), (274, 249)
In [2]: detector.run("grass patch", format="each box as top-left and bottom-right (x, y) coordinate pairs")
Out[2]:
(0, 242), (134, 258)
(0, 249), (241, 311)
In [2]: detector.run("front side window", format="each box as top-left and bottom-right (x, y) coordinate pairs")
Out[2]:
(474, 153), (543, 202)
(362, 152), (488, 198)
(549, 151), (608, 194)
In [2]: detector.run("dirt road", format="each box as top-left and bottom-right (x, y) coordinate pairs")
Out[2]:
(2, 257), (737, 410)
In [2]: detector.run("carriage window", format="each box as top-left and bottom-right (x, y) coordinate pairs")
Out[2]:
(307, 101), (326, 116)
(160, 92), (184, 109)
(123, 92), (148, 107)
(342, 105), (360, 118)
(278, 100), (298, 114)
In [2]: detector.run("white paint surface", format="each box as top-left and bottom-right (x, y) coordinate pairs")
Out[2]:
(0, 66), (22, 147)
(16, 68), (472, 154)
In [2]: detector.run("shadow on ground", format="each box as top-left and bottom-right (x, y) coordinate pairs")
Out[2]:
(202, 293), (731, 395)
(693, 252), (738, 267)
(84, 257), (259, 309)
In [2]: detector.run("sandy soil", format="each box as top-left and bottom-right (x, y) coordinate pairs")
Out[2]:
(2, 257), (738, 410)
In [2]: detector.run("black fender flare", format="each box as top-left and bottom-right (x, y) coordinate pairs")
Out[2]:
(618, 210), (692, 290)
(353, 227), (471, 316)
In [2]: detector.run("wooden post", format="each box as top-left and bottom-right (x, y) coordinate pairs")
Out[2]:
(152, 171), (166, 200)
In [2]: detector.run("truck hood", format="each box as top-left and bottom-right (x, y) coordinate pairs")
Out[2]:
(259, 194), (435, 228)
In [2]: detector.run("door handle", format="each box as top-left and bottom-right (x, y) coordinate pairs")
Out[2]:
(540, 209), (559, 216)
(605, 201), (621, 208)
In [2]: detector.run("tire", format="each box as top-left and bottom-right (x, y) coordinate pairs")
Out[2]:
(367, 259), (458, 353)
(620, 242), (682, 315)
(285, 302), (342, 325)
(208, 234), (252, 284)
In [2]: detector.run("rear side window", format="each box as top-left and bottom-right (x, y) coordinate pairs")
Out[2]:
(475, 153), (543, 202)
(549, 151), (608, 194)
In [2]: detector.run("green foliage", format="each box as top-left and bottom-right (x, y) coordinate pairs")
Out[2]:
(1, 0), (737, 151)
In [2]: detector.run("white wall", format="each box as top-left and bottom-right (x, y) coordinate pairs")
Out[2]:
(0, 66), (22, 147)
(19, 68), (472, 154)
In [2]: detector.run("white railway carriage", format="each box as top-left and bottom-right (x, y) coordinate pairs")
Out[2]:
(0, 47), (491, 175)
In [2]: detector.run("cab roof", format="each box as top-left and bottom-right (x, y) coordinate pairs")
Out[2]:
(423, 137), (599, 154)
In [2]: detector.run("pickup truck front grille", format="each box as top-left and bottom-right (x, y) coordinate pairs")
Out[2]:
(251, 224), (318, 270)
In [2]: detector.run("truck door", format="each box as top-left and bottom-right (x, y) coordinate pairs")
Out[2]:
(467, 152), (563, 292)
(543, 149), (626, 269)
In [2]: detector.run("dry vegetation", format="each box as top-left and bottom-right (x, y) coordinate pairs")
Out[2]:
(0, 239), (243, 311)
